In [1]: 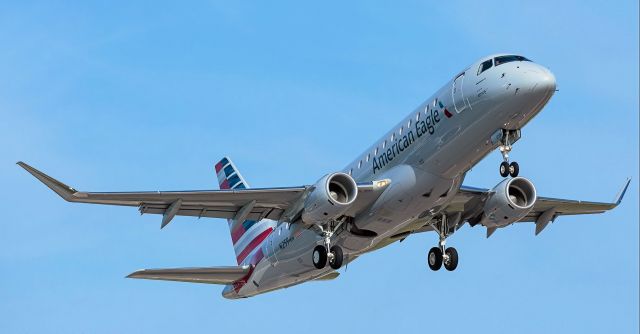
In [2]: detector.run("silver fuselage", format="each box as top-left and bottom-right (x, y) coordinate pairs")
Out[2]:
(223, 54), (556, 299)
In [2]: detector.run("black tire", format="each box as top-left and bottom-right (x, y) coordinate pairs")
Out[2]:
(312, 245), (327, 269)
(499, 161), (510, 177)
(444, 247), (459, 271)
(509, 161), (519, 177)
(428, 247), (443, 271)
(329, 246), (344, 269)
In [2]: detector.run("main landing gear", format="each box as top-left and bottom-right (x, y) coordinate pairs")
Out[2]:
(312, 224), (344, 270)
(428, 214), (459, 271)
(498, 130), (520, 178)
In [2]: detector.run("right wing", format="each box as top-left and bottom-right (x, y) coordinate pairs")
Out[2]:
(442, 179), (631, 236)
(127, 266), (250, 284)
(455, 180), (630, 221)
(17, 162), (388, 227)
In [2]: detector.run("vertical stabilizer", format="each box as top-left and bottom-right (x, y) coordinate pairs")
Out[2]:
(214, 157), (275, 265)
(215, 157), (249, 190)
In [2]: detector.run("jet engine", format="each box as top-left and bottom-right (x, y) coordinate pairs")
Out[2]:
(481, 177), (537, 227)
(302, 172), (358, 224)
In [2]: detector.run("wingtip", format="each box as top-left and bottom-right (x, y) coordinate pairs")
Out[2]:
(17, 161), (77, 201)
(614, 178), (631, 206)
(16, 161), (30, 170)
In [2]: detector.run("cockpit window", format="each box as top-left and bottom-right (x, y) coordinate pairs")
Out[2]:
(477, 59), (493, 75)
(494, 55), (530, 66)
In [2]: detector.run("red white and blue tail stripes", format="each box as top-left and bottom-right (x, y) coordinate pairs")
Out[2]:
(215, 157), (275, 265)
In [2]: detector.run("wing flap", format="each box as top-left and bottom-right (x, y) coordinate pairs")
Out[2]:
(127, 266), (250, 284)
(138, 204), (284, 221)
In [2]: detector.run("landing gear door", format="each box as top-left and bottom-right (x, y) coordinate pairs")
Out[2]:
(452, 72), (468, 113)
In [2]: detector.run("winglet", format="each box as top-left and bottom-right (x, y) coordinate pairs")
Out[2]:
(613, 178), (631, 206)
(16, 161), (77, 201)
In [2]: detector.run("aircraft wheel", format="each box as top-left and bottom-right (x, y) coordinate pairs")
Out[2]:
(509, 161), (519, 177)
(444, 247), (459, 271)
(329, 246), (343, 270)
(499, 161), (510, 177)
(428, 247), (443, 271)
(313, 245), (327, 269)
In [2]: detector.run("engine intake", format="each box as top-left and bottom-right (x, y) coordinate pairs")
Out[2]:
(482, 177), (537, 227)
(302, 173), (358, 224)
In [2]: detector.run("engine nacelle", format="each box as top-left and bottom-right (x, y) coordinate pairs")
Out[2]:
(301, 172), (358, 224)
(482, 177), (537, 228)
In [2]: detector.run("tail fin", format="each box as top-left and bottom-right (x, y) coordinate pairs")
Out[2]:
(214, 157), (274, 265)
(215, 157), (249, 190)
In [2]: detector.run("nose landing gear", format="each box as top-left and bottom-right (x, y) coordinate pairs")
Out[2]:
(498, 130), (520, 177)
(428, 242), (459, 271)
(499, 160), (519, 178)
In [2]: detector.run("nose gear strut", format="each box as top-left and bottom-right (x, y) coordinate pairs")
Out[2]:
(498, 129), (520, 177)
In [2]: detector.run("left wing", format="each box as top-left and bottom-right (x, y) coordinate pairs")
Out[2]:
(17, 162), (388, 228)
(18, 162), (305, 224)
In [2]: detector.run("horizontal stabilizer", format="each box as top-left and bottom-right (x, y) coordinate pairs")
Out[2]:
(127, 266), (250, 285)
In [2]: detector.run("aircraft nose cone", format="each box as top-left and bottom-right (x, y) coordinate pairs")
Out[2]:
(530, 66), (556, 97)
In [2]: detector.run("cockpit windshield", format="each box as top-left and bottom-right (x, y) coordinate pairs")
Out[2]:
(494, 55), (530, 66)
(477, 59), (493, 75)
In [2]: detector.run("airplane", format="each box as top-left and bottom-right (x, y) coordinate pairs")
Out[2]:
(18, 54), (631, 299)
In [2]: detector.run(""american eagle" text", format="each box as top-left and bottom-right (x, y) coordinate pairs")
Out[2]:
(372, 107), (442, 174)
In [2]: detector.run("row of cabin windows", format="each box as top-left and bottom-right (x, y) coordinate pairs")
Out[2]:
(349, 101), (438, 175)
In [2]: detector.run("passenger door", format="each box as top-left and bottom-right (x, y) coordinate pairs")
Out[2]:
(452, 72), (468, 113)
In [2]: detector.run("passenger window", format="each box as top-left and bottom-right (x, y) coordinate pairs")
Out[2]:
(366, 154), (370, 162)
(375, 147), (379, 155)
(358, 160), (362, 168)
(477, 59), (493, 75)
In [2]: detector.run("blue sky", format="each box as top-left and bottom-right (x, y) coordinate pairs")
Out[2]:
(1, 1), (638, 333)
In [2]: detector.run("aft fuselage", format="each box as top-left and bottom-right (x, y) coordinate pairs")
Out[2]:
(224, 54), (556, 299)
